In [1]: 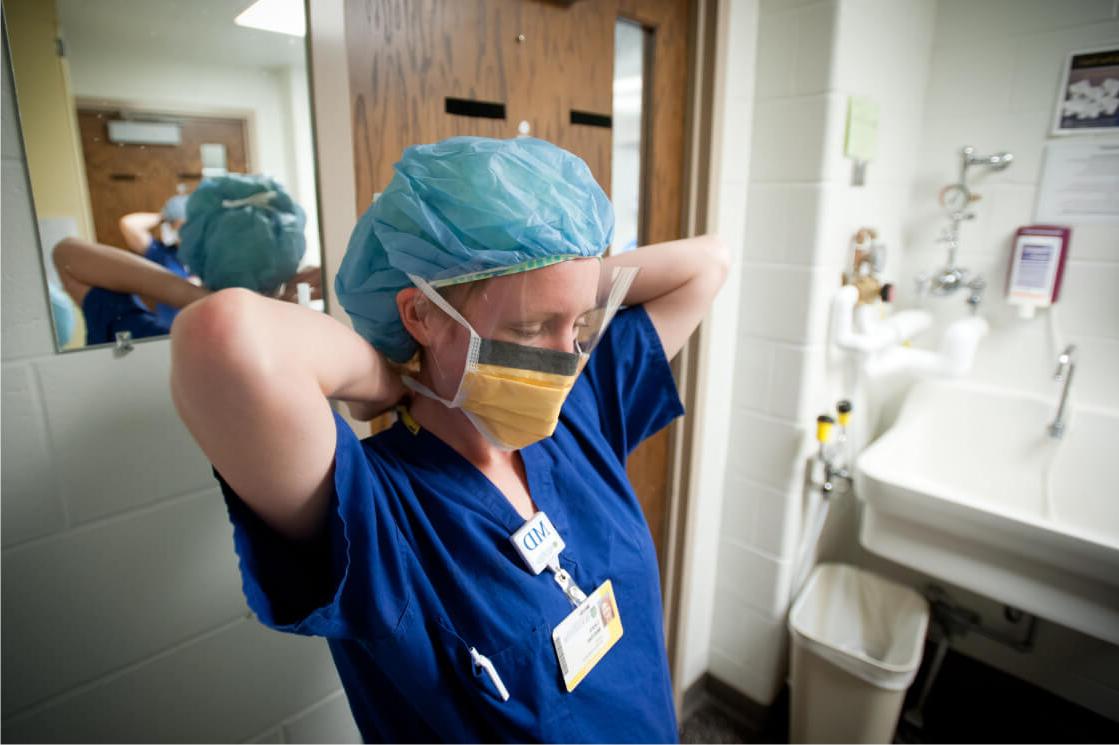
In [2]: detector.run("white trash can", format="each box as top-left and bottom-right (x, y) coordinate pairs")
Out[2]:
(788, 563), (929, 744)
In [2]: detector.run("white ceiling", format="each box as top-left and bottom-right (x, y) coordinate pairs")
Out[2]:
(55, 0), (307, 71)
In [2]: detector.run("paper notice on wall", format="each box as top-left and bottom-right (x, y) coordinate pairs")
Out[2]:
(844, 96), (879, 162)
(1035, 140), (1119, 224)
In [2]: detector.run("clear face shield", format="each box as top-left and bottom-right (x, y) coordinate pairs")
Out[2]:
(402, 259), (639, 451)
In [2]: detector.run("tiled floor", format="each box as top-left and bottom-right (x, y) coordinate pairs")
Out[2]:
(679, 687), (789, 744)
(679, 645), (1119, 744)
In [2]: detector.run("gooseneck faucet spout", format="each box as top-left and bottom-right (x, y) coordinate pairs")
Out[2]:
(1048, 345), (1077, 438)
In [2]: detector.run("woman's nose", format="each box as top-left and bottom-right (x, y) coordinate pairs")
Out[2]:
(542, 329), (578, 354)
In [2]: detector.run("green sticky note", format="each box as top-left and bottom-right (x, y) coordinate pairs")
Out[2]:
(845, 96), (879, 162)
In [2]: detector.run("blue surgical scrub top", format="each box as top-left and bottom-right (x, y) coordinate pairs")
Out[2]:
(81, 287), (171, 346)
(214, 306), (685, 743)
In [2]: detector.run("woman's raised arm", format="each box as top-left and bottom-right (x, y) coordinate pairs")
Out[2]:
(604, 234), (730, 359)
(170, 290), (404, 543)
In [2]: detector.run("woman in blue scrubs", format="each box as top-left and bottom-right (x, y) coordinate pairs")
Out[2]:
(118, 196), (195, 329)
(54, 175), (318, 346)
(171, 137), (729, 743)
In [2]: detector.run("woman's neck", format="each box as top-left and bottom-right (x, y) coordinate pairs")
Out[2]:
(406, 370), (536, 520)
(408, 386), (514, 470)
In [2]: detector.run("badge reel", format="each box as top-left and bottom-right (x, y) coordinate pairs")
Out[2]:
(511, 512), (585, 605)
(511, 512), (624, 692)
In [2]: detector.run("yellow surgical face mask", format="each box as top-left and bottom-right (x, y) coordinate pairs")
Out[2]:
(401, 274), (590, 451)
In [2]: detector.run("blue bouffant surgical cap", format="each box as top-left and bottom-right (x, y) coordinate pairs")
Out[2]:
(161, 194), (188, 223)
(335, 136), (614, 363)
(180, 174), (306, 295)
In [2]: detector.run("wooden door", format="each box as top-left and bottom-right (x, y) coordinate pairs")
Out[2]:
(345, 0), (691, 578)
(615, 0), (691, 583)
(77, 110), (249, 248)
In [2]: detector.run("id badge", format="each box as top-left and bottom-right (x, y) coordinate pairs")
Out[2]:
(551, 580), (623, 692)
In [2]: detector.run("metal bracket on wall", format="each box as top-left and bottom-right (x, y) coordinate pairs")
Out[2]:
(114, 330), (134, 357)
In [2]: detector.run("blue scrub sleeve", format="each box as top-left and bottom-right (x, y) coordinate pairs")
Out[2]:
(214, 410), (411, 641)
(583, 304), (685, 459)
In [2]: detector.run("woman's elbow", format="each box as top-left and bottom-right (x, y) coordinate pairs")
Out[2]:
(701, 234), (731, 287)
(171, 288), (261, 380)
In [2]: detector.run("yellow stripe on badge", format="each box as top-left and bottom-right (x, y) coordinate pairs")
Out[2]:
(552, 580), (624, 692)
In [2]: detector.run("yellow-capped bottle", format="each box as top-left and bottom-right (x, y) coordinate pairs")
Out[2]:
(835, 400), (852, 469)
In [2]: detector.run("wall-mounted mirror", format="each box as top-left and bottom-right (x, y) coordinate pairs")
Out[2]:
(5, 0), (324, 353)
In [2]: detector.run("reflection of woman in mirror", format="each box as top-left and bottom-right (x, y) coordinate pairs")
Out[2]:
(53, 175), (321, 346)
(118, 194), (193, 327)
(170, 137), (729, 742)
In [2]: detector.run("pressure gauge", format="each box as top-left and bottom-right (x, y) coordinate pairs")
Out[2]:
(939, 183), (972, 212)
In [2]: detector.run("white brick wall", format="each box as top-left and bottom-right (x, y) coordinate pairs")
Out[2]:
(708, 0), (1119, 720)
(877, 0), (1119, 720)
(1, 25), (360, 744)
(899, 0), (1119, 411)
(710, 0), (936, 705)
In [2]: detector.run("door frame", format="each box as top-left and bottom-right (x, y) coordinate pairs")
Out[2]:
(655, 0), (724, 715)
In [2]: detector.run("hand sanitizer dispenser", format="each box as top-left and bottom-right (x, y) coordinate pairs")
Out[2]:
(1006, 225), (1070, 319)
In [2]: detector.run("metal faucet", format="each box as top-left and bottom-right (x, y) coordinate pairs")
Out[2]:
(1048, 345), (1077, 438)
(915, 146), (1013, 313)
(915, 218), (987, 313)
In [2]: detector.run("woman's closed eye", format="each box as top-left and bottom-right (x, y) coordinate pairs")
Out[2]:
(506, 317), (590, 347)
(509, 324), (544, 340)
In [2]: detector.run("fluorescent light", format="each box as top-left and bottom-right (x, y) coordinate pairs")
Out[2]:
(107, 120), (182, 145)
(234, 0), (306, 37)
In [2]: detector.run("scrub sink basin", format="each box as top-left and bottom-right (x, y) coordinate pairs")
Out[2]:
(855, 379), (1119, 644)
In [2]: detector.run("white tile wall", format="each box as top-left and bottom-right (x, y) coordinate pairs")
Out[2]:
(749, 479), (801, 558)
(899, 5), (1119, 412)
(1010, 21), (1119, 113)
(1, 489), (247, 715)
(1, 158), (55, 361)
(709, 593), (789, 691)
(1, 364), (66, 545)
(0, 620), (344, 743)
(34, 344), (218, 524)
(1, 57), (24, 161)
(859, 0), (1119, 720)
(716, 540), (794, 616)
(712, 0), (936, 706)
(282, 691), (363, 744)
(793, 2), (839, 96)
(755, 9), (797, 100)
(734, 265), (820, 341)
(0, 21), (358, 742)
(732, 337), (775, 412)
(729, 411), (805, 492)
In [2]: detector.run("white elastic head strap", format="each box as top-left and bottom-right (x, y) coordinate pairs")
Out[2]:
(401, 274), (483, 407)
(407, 274), (481, 338)
(221, 190), (277, 209)
(595, 266), (639, 347)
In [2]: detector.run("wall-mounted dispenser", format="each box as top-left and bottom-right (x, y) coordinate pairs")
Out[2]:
(1006, 225), (1071, 319)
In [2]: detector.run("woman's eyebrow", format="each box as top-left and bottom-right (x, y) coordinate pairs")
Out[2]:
(512, 307), (597, 323)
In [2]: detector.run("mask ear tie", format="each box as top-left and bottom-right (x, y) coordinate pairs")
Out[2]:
(405, 274), (477, 406)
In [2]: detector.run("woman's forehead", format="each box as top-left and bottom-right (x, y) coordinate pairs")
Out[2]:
(472, 260), (601, 317)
